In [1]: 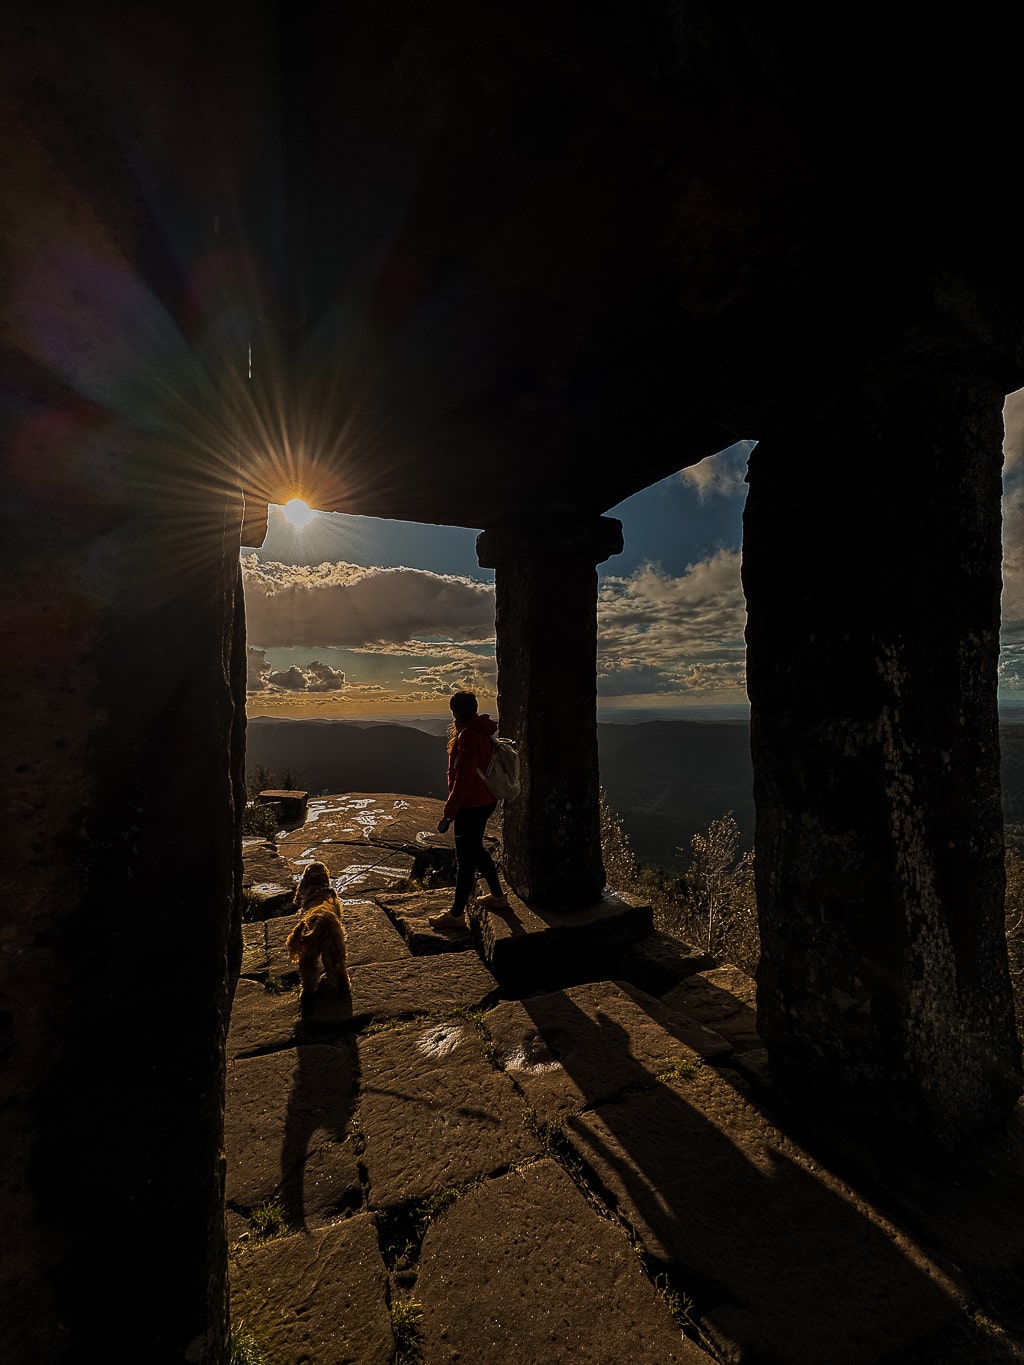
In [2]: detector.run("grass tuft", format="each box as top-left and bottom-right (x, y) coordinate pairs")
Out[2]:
(249, 1201), (290, 1241)
(230, 1325), (270, 1365)
(389, 1296), (425, 1364)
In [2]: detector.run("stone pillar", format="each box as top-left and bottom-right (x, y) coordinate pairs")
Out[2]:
(477, 509), (623, 908)
(742, 372), (1023, 1151)
(4, 419), (243, 1362)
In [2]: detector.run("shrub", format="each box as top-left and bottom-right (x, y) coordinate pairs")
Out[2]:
(685, 812), (758, 970)
(600, 792), (759, 973)
(241, 802), (280, 839)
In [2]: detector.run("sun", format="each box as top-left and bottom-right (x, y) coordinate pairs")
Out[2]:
(283, 498), (314, 528)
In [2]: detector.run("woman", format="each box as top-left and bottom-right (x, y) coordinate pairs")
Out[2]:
(429, 690), (510, 932)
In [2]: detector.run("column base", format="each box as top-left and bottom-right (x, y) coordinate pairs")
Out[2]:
(469, 891), (653, 995)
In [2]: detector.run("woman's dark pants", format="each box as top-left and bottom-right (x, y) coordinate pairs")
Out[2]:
(452, 802), (500, 914)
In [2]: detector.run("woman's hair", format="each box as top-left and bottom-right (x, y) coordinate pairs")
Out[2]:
(449, 691), (478, 723)
(448, 691), (478, 751)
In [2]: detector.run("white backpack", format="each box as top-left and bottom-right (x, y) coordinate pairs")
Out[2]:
(476, 736), (521, 802)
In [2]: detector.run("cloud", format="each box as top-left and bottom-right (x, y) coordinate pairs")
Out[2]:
(241, 556), (495, 649)
(266, 660), (348, 692)
(598, 550), (747, 698)
(247, 646), (347, 694)
(247, 647), (271, 692)
(679, 440), (755, 502)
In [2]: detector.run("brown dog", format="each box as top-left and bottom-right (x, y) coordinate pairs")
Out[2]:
(286, 860), (347, 995)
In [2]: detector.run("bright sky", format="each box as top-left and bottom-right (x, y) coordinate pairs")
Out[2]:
(241, 404), (1024, 717)
(241, 441), (754, 718)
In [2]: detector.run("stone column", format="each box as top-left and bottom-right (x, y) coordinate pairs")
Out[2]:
(3, 431), (245, 1364)
(742, 372), (1023, 1151)
(477, 509), (623, 908)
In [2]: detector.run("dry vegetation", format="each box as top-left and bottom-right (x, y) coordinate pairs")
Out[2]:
(604, 796), (1024, 1018)
(600, 791), (759, 975)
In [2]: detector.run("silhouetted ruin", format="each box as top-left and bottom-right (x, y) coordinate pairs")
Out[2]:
(5, 4), (1023, 1361)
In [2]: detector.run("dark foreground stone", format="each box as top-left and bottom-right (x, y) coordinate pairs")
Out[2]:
(229, 1213), (393, 1365)
(564, 1069), (967, 1365)
(358, 1016), (543, 1207)
(416, 1158), (708, 1364)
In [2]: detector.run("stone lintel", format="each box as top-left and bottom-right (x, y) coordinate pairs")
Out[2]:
(471, 891), (653, 994)
(476, 508), (624, 567)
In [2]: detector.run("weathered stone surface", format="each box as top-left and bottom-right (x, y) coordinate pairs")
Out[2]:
(243, 882), (294, 917)
(563, 1070), (966, 1365)
(341, 901), (412, 965)
(346, 953), (500, 1027)
(474, 890), (653, 992)
(229, 1213), (392, 1365)
(242, 838), (289, 888)
(255, 790), (308, 824)
(376, 888), (476, 954)
(226, 978), (301, 1058)
(661, 965), (761, 1055)
(726, 1046), (773, 1098)
(275, 825), (416, 894)
(358, 1017), (542, 1207)
(486, 981), (712, 1127)
(615, 928), (716, 997)
(278, 793), (444, 855)
(224, 1043), (360, 1228)
(416, 1158), (705, 1365)
(239, 921), (270, 977)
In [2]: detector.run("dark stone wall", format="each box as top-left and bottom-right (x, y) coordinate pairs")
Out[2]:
(743, 374), (1023, 1150)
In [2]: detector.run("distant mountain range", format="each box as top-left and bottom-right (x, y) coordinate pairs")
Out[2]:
(245, 715), (755, 870)
(247, 714), (1024, 871)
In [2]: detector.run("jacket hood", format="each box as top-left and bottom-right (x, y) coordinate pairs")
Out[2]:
(466, 714), (498, 736)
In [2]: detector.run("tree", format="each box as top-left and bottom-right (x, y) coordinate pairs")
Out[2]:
(599, 787), (638, 889)
(684, 811), (757, 966)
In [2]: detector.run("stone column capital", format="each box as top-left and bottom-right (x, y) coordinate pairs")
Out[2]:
(476, 507), (623, 569)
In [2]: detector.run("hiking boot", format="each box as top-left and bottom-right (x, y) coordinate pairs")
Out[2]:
(429, 910), (468, 933)
(476, 893), (510, 910)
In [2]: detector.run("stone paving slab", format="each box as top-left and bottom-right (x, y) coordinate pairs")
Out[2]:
(224, 1042), (361, 1229)
(661, 964), (762, 1054)
(485, 981), (713, 1129)
(244, 882), (296, 917)
(240, 921), (270, 976)
(277, 793), (454, 857)
(227, 977), (301, 1058)
(345, 953), (500, 1028)
(562, 1068), (966, 1365)
(620, 982), (736, 1063)
(416, 1158), (707, 1365)
(342, 900), (416, 965)
(615, 928), (716, 997)
(242, 838), (290, 888)
(229, 1213), (393, 1365)
(358, 1016), (542, 1207)
(376, 888), (477, 954)
(275, 831), (416, 894)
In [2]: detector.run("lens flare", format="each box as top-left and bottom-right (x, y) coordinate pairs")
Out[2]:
(284, 498), (314, 528)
